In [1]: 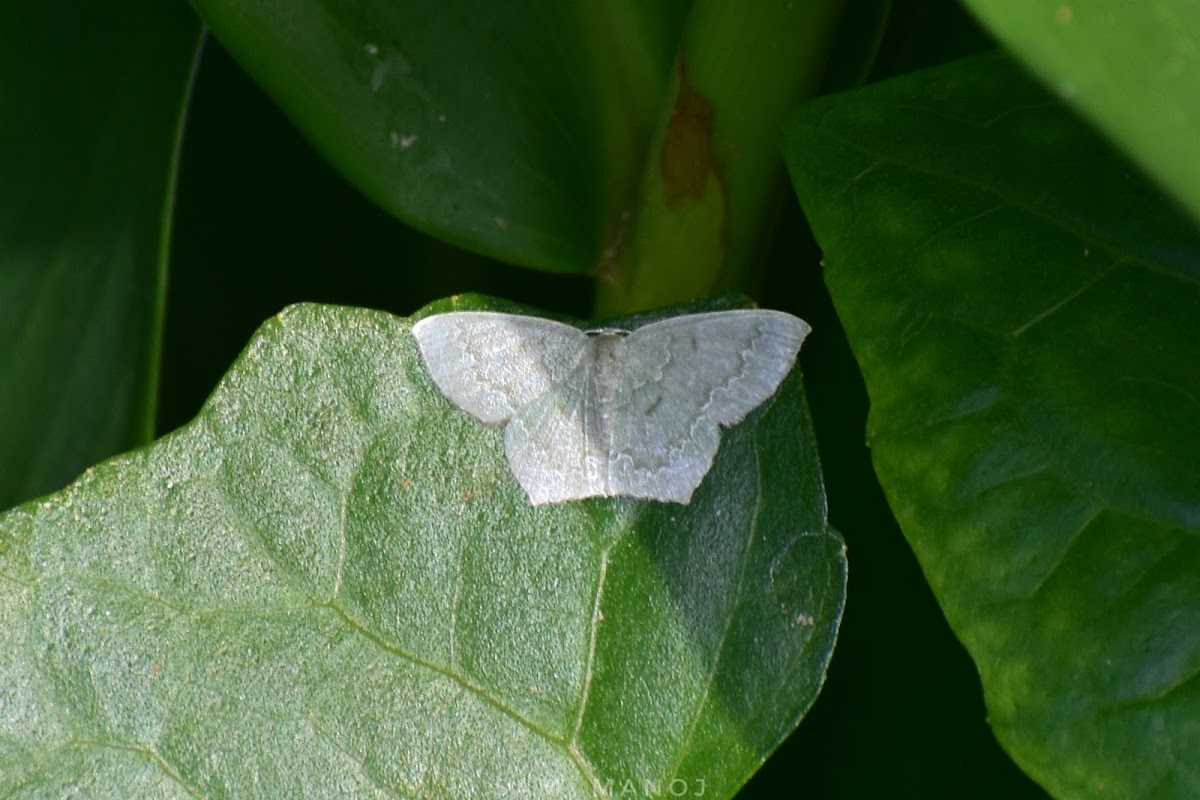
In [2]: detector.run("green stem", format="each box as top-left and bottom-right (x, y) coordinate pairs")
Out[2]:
(595, 0), (845, 317)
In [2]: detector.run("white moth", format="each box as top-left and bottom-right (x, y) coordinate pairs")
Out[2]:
(411, 309), (810, 505)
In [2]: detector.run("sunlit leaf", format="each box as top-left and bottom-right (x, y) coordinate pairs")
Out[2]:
(0, 301), (844, 799)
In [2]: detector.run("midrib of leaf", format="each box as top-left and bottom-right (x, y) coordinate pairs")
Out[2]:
(565, 544), (613, 796)
(662, 419), (765, 786)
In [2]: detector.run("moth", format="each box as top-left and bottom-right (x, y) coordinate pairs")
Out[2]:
(412, 309), (810, 505)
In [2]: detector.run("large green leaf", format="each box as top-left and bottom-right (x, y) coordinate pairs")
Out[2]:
(784, 53), (1200, 798)
(963, 0), (1200, 224)
(0, 301), (845, 798)
(189, 0), (688, 273)
(0, 2), (201, 510)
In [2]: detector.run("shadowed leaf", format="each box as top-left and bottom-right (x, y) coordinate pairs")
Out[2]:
(785, 52), (1200, 799)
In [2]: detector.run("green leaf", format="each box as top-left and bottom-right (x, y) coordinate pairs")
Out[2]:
(784, 53), (1200, 799)
(189, 0), (688, 273)
(962, 0), (1200, 223)
(0, 301), (845, 798)
(0, 2), (201, 509)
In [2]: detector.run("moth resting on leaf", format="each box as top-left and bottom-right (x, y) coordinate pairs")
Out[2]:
(412, 309), (810, 505)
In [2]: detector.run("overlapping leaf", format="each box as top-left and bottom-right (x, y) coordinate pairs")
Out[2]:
(190, 0), (688, 272)
(785, 53), (1200, 799)
(965, 0), (1200, 223)
(0, 2), (201, 509)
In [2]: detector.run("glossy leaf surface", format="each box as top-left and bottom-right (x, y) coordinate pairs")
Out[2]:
(190, 0), (688, 272)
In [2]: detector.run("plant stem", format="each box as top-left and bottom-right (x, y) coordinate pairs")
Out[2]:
(595, 0), (845, 316)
